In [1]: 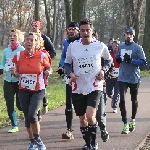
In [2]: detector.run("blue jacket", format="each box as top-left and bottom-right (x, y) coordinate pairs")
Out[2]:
(0, 45), (24, 82)
(41, 33), (56, 58)
(59, 39), (70, 68)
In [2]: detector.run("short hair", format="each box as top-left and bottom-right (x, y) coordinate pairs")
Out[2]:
(10, 28), (24, 43)
(109, 38), (114, 42)
(24, 32), (44, 48)
(79, 19), (93, 28)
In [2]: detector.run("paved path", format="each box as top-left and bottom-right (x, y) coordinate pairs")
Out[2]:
(0, 77), (150, 150)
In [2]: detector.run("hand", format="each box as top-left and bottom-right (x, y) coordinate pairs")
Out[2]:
(96, 70), (104, 81)
(0, 69), (3, 75)
(68, 73), (79, 86)
(9, 67), (16, 75)
(116, 56), (122, 64)
(56, 67), (64, 76)
(44, 70), (51, 76)
(124, 53), (132, 63)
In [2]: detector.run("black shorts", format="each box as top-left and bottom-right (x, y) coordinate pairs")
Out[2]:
(72, 90), (101, 116)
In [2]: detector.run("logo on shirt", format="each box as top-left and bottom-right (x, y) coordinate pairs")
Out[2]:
(85, 49), (88, 51)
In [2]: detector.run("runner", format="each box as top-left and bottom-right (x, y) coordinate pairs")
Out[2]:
(116, 27), (147, 134)
(0, 28), (24, 133)
(31, 20), (56, 115)
(10, 32), (51, 150)
(64, 19), (111, 150)
(58, 21), (80, 139)
(106, 39), (120, 113)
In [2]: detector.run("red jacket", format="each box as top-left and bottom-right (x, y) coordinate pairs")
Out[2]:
(110, 51), (120, 80)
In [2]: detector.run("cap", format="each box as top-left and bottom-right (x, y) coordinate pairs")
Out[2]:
(125, 27), (135, 35)
(68, 21), (79, 30)
(31, 20), (41, 29)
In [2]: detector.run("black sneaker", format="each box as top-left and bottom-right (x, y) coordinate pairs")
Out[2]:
(101, 131), (109, 142)
(82, 144), (92, 150)
(91, 143), (98, 150)
(82, 144), (87, 150)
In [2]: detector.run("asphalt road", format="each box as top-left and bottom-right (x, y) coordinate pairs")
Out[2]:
(0, 77), (150, 150)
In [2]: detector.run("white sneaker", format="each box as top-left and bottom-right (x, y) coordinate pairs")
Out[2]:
(41, 105), (48, 115)
(113, 108), (117, 113)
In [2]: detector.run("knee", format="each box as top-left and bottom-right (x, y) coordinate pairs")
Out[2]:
(28, 112), (37, 124)
(79, 115), (87, 125)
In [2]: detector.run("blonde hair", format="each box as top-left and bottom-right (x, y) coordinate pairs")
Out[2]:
(24, 32), (44, 49)
(10, 28), (24, 43)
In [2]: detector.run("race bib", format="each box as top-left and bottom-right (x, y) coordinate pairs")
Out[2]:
(112, 68), (119, 78)
(120, 49), (132, 60)
(20, 74), (37, 90)
(77, 56), (95, 74)
(5, 58), (15, 71)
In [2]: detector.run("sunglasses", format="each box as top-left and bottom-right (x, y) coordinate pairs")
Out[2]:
(67, 28), (76, 31)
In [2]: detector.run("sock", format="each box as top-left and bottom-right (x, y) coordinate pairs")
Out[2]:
(80, 126), (91, 147)
(89, 123), (98, 145)
(30, 138), (35, 143)
(131, 118), (135, 122)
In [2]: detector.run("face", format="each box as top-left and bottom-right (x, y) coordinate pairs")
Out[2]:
(124, 32), (134, 42)
(31, 23), (39, 33)
(109, 40), (113, 44)
(112, 42), (119, 53)
(25, 34), (38, 50)
(67, 27), (79, 38)
(9, 32), (19, 45)
(80, 24), (93, 43)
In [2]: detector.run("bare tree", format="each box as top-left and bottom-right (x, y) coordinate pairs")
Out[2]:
(123, 0), (145, 42)
(43, 0), (51, 37)
(72, 0), (87, 22)
(64, 0), (72, 26)
(35, 0), (40, 20)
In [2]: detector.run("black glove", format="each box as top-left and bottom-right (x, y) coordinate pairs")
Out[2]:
(56, 68), (64, 76)
(124, 53), (132, 63)
(0, 69), (3, 75)
(104, 64), (115, 80)
(116, 56), (122, 64)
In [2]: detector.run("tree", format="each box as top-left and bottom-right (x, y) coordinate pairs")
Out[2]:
(64, 0), (72, 26)
(34, 0), (40, 20)
(123, 0), (145, 42)
(72, 0), (87, 22)
(142, 0), (150, 69)
(43, 0), (51, 38)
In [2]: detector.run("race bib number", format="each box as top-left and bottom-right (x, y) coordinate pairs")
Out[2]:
(5, 58), (15, 71)
(20, 74), (37, 90)
(77, 56), (95, 74)
(120, 49), (132, 60)
(112, 68), (119, 78)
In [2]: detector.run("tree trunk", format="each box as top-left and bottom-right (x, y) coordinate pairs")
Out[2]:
(34, 0), (40, 20)
(52, 0), (57, 44)
(72, 0), (87, 22)
(142, 0), (150, 69)
(43, 0), (51, 38)
(123, 0), (145, 42)
(64, 0), (72, 27)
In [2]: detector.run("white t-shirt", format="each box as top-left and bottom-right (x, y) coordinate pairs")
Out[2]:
(65, 39), (111, 95)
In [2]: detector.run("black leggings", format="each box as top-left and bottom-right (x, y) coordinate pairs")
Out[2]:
(65, 84), (73, 130)
(119, 81), (139, 124)
(3, 80), (22, 126)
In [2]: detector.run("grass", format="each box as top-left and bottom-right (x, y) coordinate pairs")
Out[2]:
(0, 49), (150, 128)
(0, 50), (66, 128)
